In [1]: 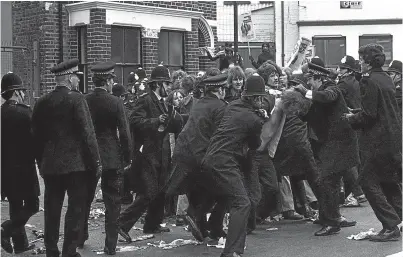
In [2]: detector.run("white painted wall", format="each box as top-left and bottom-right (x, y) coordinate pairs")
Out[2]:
(299, 1), (402, 21)
(300, 23), (403, 61)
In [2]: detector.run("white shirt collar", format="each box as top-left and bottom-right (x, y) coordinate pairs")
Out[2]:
(153, 91), (162, 101)
(94, 87), (108, 92)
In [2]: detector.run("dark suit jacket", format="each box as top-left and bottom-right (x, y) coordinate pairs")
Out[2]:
(32, 86), (101, 175)
(85, 88), (132, 169)
(129, 90), (183, 194)
(305, 81), (359, 176)
(337, 75), (361, 109)
(1, 100), (40, 198)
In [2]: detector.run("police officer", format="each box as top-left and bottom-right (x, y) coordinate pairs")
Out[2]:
(201, 74), (266, 257)
(1, 72), (40, 254)
(78, 62), (132, 254)
(118, 64), (183, 240)
(112, 83), (137, 205)
(32, 59), (102, 257)
(165, 73), (228, 240)
(295, 57), (359, 236)
(344, 44), (402, 242)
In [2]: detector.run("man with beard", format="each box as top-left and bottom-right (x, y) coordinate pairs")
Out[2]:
(249, 43), (275, 69)
(201, 73), (266, 257)
(1, 73), (40, 254)
(295, 57), (359, 236)
(387, 60), (402, 113)
(344, 44), (402, 242)
(79, 62), (132, 254)
(165, 73), (228, 241)
(117, 64), (183, 241)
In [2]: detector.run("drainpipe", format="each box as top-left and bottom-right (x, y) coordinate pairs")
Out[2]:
(281, 1), (285, 66)
(233, 1), (238, 61)
(59, 2), (64, 63)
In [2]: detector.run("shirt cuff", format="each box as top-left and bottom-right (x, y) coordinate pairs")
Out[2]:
(305, 90), (313, 99)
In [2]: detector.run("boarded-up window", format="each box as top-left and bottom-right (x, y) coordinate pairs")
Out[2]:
(312, 36), (346, 67)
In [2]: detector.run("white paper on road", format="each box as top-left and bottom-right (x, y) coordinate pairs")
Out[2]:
(147, 239), (202, 250)
(207, 237), (226, 249)
(95, 245), (149, 254)
(266, 227), (279, 231)
(25, 223), (36, 228)
(347, 228), (377, 240)
(118, 234), (155, 243)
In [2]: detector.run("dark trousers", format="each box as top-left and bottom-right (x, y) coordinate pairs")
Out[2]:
(43, 172), (87, 257)
(257, 157), (279, 220)
(79, 170), (122, 250)
(118, 192), (165, 232)
(343, 166), (364, 198)
(361, 180), (402, 230)
(1, 196), (39, 250)
(317, 172), (344, 227)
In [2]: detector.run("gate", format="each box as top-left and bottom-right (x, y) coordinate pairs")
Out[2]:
(1, 44), (37, 106)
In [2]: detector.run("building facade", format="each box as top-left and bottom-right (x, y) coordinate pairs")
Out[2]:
(11, 1), (217, 97)
(298, 1), (403, 67)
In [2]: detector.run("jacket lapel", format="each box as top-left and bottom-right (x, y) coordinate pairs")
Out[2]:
(150, 91), (166, 114)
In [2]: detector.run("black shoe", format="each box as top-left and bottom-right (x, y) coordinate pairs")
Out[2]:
(1, 228), (13, 254)
(314, 226), (341, 236)
(283, 211), (304, 220)
(143, 226), (170, 234)
(369, 227), (401, 242)
(184, 215), (204, 242)
(117, 227), (132, 243)
(104, 246), (116, 255)
(340, 218), (357, 228)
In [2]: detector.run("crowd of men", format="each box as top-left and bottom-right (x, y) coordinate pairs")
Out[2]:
(1, 42), (402, 257)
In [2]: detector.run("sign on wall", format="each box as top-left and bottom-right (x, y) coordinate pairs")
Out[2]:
(340, 1), (363, 9)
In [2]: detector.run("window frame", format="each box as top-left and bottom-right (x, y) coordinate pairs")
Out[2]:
(158, 30), (185, 72)
(359, 34), (393, 66)
(312, 35), (346, 68)
(77, 25), (89, 93)
(111, 26), (142, 85)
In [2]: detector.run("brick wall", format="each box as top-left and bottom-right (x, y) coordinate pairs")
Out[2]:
(86, 8), (111, 89)
(12, 1), (217, 94)
(142, 37), (159, 76)
(126, 1), (216, 20)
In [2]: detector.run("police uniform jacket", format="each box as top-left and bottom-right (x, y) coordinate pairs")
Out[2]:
(348, 68), (402, 183)
(32, 86), (101, 175)
(202, 99), (264, 196)
(305, 80), (360, 177)
(337, 74), (361, 109)
(85, 88), (132, 169)
(1, 100), (40, 199)
(129, 90), (183, 194)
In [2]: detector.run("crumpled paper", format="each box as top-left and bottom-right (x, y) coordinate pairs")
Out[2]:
(342, 194), (360, 207)
(89, 208), (105, 219)
(118, 234), (154, 243)
(95, 246), (148, 254)
(266, 227), (279, 231)
(32, 230), (44, 239)
(32, 246), (46, 255)
(25, 224), (36, 228)
(347, 228), (377, 240)
(148, 239), (202, 250)
(207, 237), (226, 249)
(95, 189), (104, 202)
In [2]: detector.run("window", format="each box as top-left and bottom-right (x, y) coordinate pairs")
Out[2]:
(158, 30), (184, 73)
(77, 26), (88, 93)
(312, 36), (346, 67)
(111, 26), (141, 85)
(359, 34), (393, 66)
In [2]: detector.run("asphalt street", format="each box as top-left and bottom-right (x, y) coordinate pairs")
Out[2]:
(1, 175), (402, 257)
